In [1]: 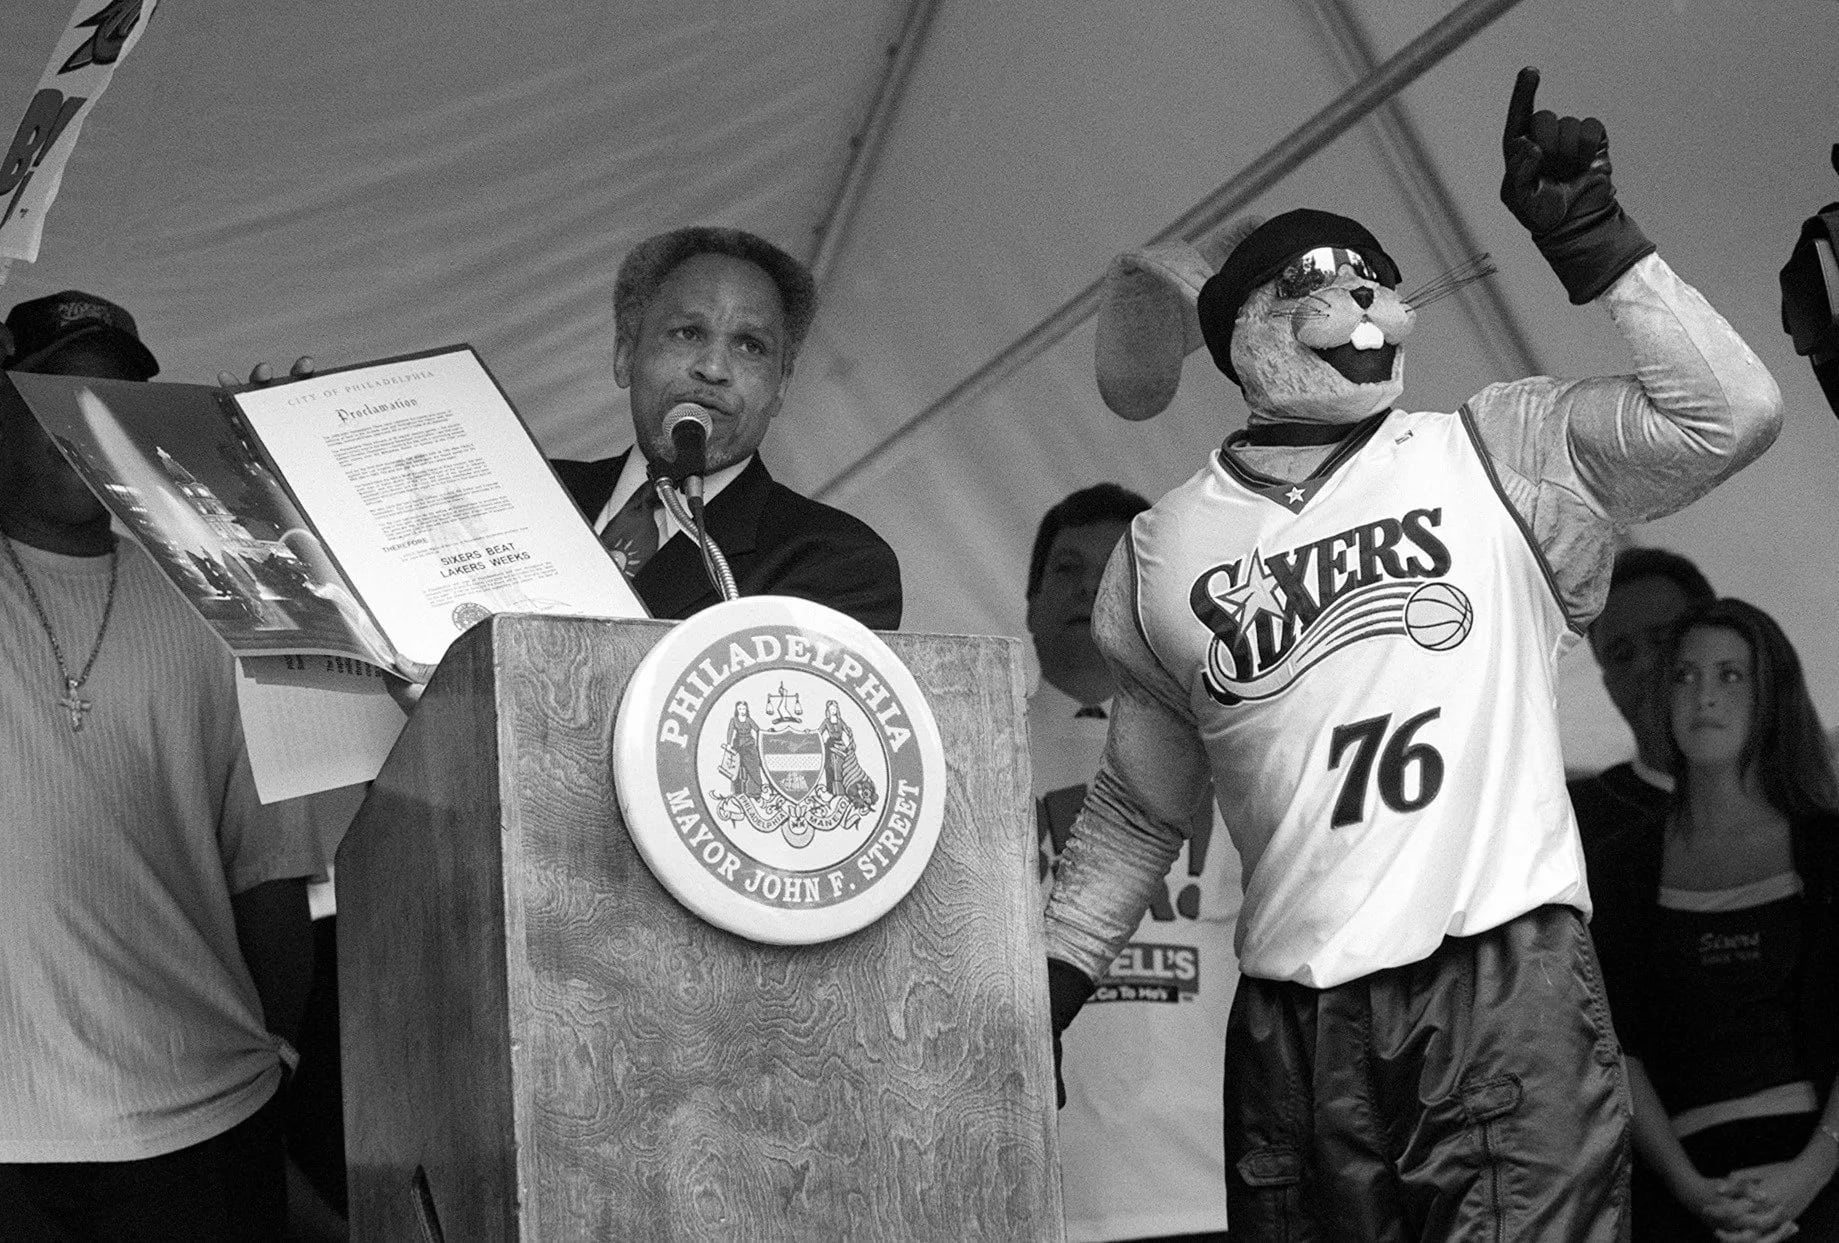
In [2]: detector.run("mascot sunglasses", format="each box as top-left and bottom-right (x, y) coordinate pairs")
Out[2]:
(1274, 247), (1395, 301)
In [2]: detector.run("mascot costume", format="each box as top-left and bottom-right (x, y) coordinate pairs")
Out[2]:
(1041, 68), (1782, 1241)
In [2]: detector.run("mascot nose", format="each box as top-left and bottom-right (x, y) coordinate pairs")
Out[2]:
(1350, 287), (1374, 310)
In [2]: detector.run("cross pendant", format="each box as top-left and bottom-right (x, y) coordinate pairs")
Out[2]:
(59, 678), (91, 733)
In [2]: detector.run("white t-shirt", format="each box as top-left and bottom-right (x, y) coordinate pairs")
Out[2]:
(1032, 677), (1240, 1240)
(0, 539), (320, 1160)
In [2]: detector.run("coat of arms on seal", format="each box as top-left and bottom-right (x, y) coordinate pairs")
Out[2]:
(613, 596), (946, 945)
(715, 689), (878, 848)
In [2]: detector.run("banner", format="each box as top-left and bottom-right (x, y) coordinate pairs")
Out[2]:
(0, 0), (160, 263)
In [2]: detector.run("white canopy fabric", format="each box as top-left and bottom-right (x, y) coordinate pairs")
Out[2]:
(5, 0), (1837, 771)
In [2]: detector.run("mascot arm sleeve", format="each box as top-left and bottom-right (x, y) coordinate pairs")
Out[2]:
(1471, 255), (1781, 623)
(1043, 560), (1209, 982)
(1565, 254), (1782, 522)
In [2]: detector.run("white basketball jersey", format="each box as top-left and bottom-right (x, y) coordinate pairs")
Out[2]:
(1130, 407), (1589, 987)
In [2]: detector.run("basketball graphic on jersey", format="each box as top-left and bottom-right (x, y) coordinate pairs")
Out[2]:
(1403, 581), (1473, 651)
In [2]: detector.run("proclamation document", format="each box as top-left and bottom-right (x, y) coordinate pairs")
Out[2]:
(230, 346), (647, 668)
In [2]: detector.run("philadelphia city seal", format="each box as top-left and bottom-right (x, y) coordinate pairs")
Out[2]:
(613, 596), (946, 944)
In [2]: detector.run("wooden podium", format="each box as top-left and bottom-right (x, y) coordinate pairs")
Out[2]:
(337, 615), (1063, 1240)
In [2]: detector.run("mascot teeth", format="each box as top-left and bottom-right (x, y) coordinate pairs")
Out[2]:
(1350, 321), (1385, 351)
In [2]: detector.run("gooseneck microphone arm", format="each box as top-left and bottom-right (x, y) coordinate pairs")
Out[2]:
(655, 478), (738, 602)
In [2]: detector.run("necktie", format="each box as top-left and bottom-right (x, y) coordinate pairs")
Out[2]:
(599, 480), (659, 580)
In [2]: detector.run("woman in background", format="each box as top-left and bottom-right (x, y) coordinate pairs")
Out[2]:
(1590, 597), (1839, 1242)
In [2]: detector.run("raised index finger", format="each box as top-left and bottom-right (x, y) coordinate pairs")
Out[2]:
(1503, 66), (1540, 154)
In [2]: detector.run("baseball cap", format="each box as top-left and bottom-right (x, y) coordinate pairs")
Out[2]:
(4, 290), (160, 379)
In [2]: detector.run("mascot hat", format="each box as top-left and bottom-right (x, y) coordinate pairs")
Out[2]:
(1197, 209), (1400, 385)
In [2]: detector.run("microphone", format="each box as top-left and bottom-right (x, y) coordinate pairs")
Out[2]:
(661, 403), (711, 483)
(653, 402), (738, 602)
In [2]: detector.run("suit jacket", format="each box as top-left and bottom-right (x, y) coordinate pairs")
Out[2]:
(552, 451), (902, 629)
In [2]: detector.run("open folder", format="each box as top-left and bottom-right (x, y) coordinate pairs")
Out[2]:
(8, 344), (647, 798)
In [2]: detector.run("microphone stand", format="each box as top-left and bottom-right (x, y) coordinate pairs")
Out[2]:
(655, 474), (738, 603)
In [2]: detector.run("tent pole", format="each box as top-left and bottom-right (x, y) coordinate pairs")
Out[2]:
(1305, 0), (1543, 379)
(813, 0), (1527, 501)
(807, 0), (947, 288)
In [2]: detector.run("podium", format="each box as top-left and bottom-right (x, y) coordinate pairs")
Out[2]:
(336, 615), (1063, 1240)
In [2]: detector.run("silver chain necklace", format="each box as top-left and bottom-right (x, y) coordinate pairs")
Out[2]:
(0, 533), (120, 732)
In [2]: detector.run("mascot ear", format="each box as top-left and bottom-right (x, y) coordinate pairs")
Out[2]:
(1095, 218), (1258, 420)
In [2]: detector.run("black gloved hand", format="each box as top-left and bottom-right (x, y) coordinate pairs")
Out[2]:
(1500, 67), (1655, 304)
(1047, 958), (1098, 1110)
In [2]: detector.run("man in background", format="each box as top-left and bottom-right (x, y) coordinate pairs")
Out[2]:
(0, 292), (318, 1241)
(1567, 547), (1714, 855)
(1029, 483), (1240, 1243)
(552, 225), (901, 628)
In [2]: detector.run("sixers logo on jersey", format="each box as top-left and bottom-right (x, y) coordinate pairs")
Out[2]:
(1189, 506), (1472, 704)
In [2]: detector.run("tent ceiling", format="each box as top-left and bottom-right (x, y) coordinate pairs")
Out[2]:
(5, 0), (1836, 769)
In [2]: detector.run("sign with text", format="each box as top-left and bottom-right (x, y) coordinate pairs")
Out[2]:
(1, 0), (161, 262)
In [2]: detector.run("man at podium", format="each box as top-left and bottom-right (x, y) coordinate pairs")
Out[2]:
(553, 226), (902, 628)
